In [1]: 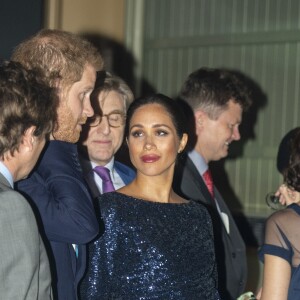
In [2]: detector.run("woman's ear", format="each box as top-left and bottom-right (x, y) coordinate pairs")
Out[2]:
(178, 133), (188, 153)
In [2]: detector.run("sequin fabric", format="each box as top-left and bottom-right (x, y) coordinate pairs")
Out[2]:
(80, 192), (220, 300)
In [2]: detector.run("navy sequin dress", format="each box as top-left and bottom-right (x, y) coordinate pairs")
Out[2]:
(80, 192), (220, 300)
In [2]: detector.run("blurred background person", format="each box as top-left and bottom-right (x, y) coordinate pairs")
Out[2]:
(79, 71), (135, 200)
(258, 129), (300, 300)
(0, 61), (57, 299)
(80, 94), (220, 299)
(276, 127), (300, 175)
(12, 29), (103, 300)
(173, 67), (253, 300)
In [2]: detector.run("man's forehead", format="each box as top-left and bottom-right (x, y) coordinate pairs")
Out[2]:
(223, 101), (242, 120)
(99, 91), (126, 109)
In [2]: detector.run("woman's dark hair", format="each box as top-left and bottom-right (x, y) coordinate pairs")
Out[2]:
(284, 130), (300, 192)
(125, 93), (187, 139)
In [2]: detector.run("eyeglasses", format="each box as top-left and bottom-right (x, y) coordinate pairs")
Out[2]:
(86, 112), (126, 128)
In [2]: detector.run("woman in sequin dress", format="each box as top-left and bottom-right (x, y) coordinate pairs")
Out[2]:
(80, 94), (220, 299)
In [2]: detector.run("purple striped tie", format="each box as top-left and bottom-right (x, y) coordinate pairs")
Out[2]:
(93, 166), (115, 193)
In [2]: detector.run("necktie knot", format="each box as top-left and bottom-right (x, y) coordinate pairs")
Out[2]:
(203, 169), (214, 199)
(93, 166), (115, 193)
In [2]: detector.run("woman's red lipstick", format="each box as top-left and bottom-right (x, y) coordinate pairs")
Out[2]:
(141, 154), (160, 163)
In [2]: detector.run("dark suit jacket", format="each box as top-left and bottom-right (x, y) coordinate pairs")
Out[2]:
(173, 154), (247, 300)
(17, 141), (99, 300)
(114, 161), (136, 185)
(0, 173), (52, 299)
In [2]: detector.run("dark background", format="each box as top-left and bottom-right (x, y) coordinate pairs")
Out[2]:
(0, 0), (44, 60)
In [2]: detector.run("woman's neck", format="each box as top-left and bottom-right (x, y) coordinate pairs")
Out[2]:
(118, 172), (187, 204)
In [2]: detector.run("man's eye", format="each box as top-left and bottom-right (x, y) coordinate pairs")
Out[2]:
(79, 93), (86, 101)
(109, 114), (120, 121)
(80, 91), (90, 101)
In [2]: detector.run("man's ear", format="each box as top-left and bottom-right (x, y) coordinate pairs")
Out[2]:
(22, 126), (36, 152)
(194, 110), (206, 128)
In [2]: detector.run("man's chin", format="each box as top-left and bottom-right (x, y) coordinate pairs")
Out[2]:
(221, 151), (229, 159)
(52, 129), (80, 143)
(215, 150), (229, 161)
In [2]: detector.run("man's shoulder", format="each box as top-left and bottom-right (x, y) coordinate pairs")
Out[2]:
(114, 161), (135, 176)
(174, 154), (199, 181)
(36, 141), (82, 176)
(0, 188), (26, 203)
(42, 140), (77, 161)
(0, 189), (37, 223)
(175, 153), (194, 168)
(0, 175), (10, 191)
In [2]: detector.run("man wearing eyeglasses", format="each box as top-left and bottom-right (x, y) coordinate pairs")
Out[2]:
(78, 72), (136, 199)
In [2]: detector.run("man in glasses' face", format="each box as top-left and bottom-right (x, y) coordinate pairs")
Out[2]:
(78, 72), (135, 197)
(83, 90), (126, 166)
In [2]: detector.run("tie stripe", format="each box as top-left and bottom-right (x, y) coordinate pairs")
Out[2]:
(203, 169), (214, 199)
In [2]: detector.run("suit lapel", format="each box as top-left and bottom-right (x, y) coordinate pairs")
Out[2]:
(176, 156), (234, 234)
(114, 162), (135, 185)
(0, 173), (12, 191)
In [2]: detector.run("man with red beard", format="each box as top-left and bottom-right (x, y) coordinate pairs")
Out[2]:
(12, 29), (103, 300)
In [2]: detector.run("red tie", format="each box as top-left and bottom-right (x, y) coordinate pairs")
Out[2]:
(203, 169), (214, 199)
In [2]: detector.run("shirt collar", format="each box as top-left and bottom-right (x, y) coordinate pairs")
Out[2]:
(91, 157), (115, 179)
(0, 161), (14, 188)
(188, 149), (208, 176)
